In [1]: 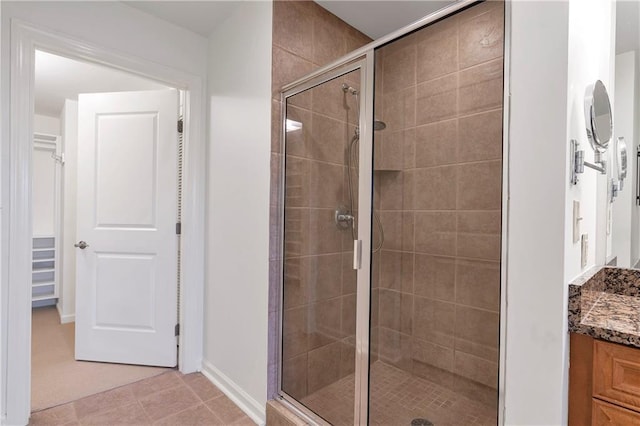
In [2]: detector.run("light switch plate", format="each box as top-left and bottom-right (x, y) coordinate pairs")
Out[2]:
(573, 201), (581, 243)
(581, 234), (588, 268)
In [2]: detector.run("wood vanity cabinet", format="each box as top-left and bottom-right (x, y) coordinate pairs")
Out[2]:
(570, 334), (640, 425)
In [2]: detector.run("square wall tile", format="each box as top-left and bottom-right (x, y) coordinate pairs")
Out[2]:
(456, 259), (500, 311)
(412, 338), (454, 372)
(272, 46), (313, 103)
(414, 212), (456, 256)
(282, 353), (308, 399)
(458, 109), (503, 163)
(415, 119), (459, 168)
(307, 342), (341, 393)
(309, 161), (344, 208)
(284, 157), (310, 208)
(457, 160), (502, 210)
(382, 87), (416, 131)
(413, 297), (455, 348)
(310, 114), (347, 165)
(379, 289), (402, 331)
(283, 257), (310, 308)
(454, 351), (499, 389)
(383, 43), (417, 93)
(379, 250), (414, 293)
(285, 106), (312, 158)
(308, 209), (343, 255)
(457, 233), (501, 261)
(458, 58), (503, 116)
(458, 2), (504, 69)
(454, 305), (499, 348)
(416, 15), (458, 83)
(308, 253), (342, 301)
(414, 166), (458, 210)
(273, 1), (314, 60)
(312, 13), (347, 66)
(414, 254), (455, 302)
(416, 74), (458, 125)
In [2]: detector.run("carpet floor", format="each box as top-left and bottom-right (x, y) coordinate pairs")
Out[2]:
(31, 306), (170, 412)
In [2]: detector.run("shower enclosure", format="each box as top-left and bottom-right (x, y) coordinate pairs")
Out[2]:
(277, 1), (505, 424)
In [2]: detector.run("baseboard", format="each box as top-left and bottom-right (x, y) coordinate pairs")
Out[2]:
(201, 359), (266, 425)
(56, 303), (75, 324)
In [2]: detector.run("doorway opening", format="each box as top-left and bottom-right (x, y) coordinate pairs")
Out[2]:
(31, 49), (182, 412)
(6, 21), (206, 426)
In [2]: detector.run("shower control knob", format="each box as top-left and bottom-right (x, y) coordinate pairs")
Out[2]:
(74, 241), (89, 249)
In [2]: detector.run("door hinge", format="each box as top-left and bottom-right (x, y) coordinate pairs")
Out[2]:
(175, 323), (180, 336)
(176, 222), (182, 235)
(177, 119), (183, 134)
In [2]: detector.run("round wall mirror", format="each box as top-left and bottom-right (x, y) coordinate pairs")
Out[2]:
(584, 80), (613, 154)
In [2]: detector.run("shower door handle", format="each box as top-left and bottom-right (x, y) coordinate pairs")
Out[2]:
(353, 240), (361, 270)
(74, 240), (89, 249)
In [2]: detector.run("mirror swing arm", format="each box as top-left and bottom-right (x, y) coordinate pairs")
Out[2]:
(571, 138), (606, 185)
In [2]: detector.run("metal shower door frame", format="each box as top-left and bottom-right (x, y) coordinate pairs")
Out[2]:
(277, 56), (374, 425)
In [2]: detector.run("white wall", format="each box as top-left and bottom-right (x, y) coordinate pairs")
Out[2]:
(204, 1), (272, 423)
(33, 114), (60, 135)
(1, 2), (208, 423)
(32, 146), (57, 238)
(58, 99), (77, 324)
(505, 2), (570, 424)
(505, 1), (614, 424)
(612, 51), (637, 268)
(564, 0), (615, 281)
(32, 115), (61, 238)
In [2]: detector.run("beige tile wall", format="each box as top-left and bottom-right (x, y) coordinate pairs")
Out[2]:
(270, 0), (371, 403)
(372, 0), (504, 403)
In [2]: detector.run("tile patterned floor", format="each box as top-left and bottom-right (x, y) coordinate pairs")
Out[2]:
(301, 362), (496, 426)
(29, 371), (255, 425)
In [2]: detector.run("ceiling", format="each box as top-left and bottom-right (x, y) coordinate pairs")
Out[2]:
(35, 50), (169, 117)
(315, 1), (455, 39)
(123, 0), (454, 40)
(124, 1), (241, 37)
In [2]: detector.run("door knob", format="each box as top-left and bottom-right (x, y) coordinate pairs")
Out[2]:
(74, 241), (89, 249)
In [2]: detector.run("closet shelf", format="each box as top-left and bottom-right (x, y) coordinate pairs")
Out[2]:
(32, 294), (56, 302)
(31, 236), (57, 304)
(32, 281), (55, 288)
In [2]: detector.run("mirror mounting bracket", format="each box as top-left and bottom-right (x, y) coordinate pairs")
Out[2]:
(571, 139), (606, 185)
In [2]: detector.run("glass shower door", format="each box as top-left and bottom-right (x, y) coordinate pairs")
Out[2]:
(368, 2), (504, 425)
(280, 63), (368, 425)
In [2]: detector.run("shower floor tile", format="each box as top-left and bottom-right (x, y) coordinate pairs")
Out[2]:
(300, 361), (496, 426)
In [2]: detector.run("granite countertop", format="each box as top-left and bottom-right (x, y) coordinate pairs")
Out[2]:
(569, 266), (640, 347)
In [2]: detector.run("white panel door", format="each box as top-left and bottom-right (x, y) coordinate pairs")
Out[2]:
(75, 89), (178, 366)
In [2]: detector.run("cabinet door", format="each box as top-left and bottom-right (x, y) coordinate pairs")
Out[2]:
(594, 340), (640, 412)
(592, 399), (640, 425)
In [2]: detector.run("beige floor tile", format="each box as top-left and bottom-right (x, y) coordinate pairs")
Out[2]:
(130, 372), (182, 399)
(205, 395), (248, 424)
(73, 386), (135, 419)
(80, 402), (150, 426)
(181, 372), (224, 402)
(153, 404), (222, 425)
(29, 403), (77, 425)
(138, 385), (200, 421)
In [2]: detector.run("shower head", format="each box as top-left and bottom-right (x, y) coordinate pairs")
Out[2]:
(373, 120), (387, 131)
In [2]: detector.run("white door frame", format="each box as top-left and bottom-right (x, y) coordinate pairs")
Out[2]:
(5, 20), (206, 425)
